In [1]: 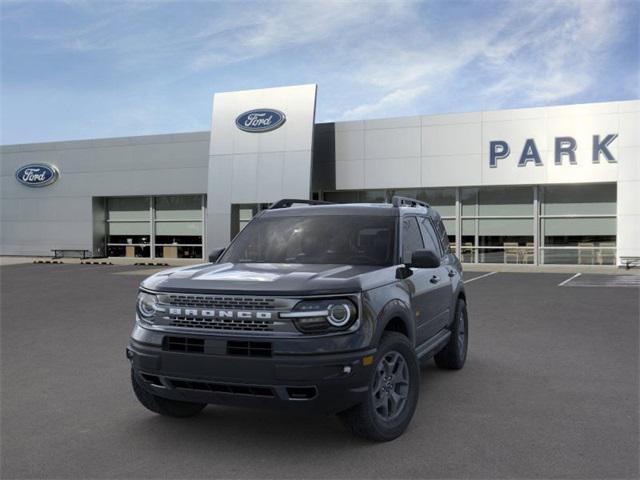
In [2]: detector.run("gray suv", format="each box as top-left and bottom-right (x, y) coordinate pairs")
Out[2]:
(128, 196), (468, 441)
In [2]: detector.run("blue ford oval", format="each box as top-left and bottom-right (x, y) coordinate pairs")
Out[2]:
(235, 109), (286, 133)
(15, 164), (60, 187)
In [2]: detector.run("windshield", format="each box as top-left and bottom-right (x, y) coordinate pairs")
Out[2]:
(220, 215), (397, 266)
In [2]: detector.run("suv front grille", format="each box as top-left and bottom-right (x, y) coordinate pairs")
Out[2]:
(164, 294), (277, 310)
(227, 340), (272, 357)
(168, 379), (275, 397)
(163, 336), (205, 353)
(168, 316), (274, 332)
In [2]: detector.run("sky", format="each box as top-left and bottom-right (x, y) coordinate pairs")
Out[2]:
(1, 0), (638, 145)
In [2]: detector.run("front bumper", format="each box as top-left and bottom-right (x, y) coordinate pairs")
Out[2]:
(128, 333), (376, 415)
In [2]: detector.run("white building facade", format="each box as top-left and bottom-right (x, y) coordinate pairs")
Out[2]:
(1, 84), (638, 266)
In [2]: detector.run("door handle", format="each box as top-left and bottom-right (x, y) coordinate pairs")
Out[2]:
(448, 269), (456, 277)
(430, 275), (440, 284)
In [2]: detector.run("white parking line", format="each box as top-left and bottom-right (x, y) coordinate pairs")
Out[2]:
(558, 272), (581, 287)
(562, 275), (640, 288)
(464, 271), (497, 284)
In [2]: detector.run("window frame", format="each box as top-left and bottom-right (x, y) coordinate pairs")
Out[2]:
(400, 215), (426, 264)
(418, 216), (444, 257)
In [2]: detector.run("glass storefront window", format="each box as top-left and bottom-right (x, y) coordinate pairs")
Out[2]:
(323, 191), (359, 203)
(155, 221), (202, 237)
(360, 190), (386, 203)
(323, 190), (387, 203)
(154, 246), (203, 259)
(462, 187), (533, 217)
(391, 188), (456, 216)
(318, 184), (616, 265)
(107, 197), (149, 221)
(542, 217), (616, 239)
(541, 248), (616, 265)
(540, 184), (616, 265)
(106, 195), (204, 259)
(239, 208), (254, 231)
(542, 184), (616, 215)
(478, 186), (533, 216)
(541, 217), (615, 265)
(460, 188), (478, 217)
(424, 189), (455, 217)
(155, 195), (202, 220)
(461, 218), (534, 264)
(107, 197), (151, 258)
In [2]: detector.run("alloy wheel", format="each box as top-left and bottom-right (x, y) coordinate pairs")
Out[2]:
(371, 350), (410, 421)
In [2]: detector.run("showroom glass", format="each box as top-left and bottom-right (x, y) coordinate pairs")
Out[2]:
(107, 197), (151, 258)
(154, 195), (203, 259)
(540, 184), (616, 265)
(106, 195), (204, 259)
(229, 203), (271, 238)
(460, 186), (534, 264)
(325, 188), (456, 248)
(221, 215), (397, 266)
(319, 183), (617, 265)
(323, 189), (387, 204)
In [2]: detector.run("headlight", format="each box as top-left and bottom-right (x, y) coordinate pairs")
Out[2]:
(281, 298), (358, 333)
(137, 291), (159, 323)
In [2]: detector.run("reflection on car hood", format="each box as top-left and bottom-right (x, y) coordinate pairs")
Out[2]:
(140, 262), (398, 295)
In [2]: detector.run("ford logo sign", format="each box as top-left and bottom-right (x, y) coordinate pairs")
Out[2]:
(15, 164), (60, 187)
(235, 109), (286, 133)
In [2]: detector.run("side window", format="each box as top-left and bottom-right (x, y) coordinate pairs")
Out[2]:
(402, 217), (424, 263)
(436, 219), (451, 253)
(418, 217), (441, 256)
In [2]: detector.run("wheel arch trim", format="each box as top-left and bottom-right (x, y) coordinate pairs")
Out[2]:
(374, 299), (415, 346)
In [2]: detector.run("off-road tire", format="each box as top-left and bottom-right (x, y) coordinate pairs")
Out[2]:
(338, 332), (419, 442)
(434, 298), (468, 370)
(131, 369), (206, 417)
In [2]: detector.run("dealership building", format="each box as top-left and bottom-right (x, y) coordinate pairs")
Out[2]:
(1, 84), (638, 266)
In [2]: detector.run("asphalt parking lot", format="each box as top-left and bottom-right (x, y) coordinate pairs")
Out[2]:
(1, 263), (638, 479)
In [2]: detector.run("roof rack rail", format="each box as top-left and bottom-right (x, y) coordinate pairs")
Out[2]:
(391, 195), (429, 208)
(269, 198), (333, 209)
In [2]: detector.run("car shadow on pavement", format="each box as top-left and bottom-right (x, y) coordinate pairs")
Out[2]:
(122, 360), (446, 449)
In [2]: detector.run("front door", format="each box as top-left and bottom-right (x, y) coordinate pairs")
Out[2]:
(418, 216), (453, 336)
(400, 216), (448, 346)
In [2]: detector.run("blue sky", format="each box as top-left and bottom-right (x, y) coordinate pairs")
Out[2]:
(1, 0), (638, 144)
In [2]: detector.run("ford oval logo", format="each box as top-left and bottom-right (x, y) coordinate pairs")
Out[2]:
(235, 109), (286, 133)
(15, 163), (60, 187)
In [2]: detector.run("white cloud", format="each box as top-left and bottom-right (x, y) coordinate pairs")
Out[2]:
(478, 0), (627, 105)
(1, 0), (635, 143)
(187, 1), (408, 71)
(342, 85), (429, 119)
(338, 0), (631, 118)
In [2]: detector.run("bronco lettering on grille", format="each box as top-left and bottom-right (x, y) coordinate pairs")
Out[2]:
(168, 308), (273, 320)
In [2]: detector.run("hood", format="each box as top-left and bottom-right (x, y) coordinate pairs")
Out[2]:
(140, 262), (398, 296)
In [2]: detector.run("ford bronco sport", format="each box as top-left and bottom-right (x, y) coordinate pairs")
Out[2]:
(128, 196), (468, 441)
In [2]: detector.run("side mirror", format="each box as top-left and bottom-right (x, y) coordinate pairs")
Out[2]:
(208, 247), (225, 263)
(407, 249), (441, 269)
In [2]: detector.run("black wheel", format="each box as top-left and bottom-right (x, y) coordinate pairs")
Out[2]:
(131, 369), (206, 417)
(339, 332), (419, 442)
(434, 298), (468, 370)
